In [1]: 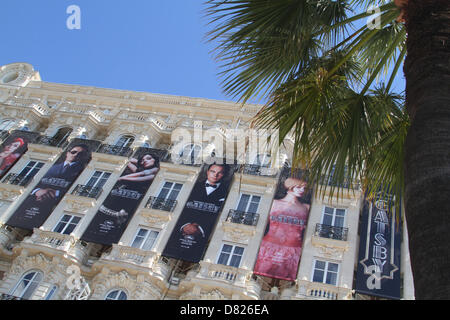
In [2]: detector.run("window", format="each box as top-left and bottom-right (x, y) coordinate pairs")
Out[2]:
(44, 285), (58, 300)
(157, 182), (183, 201)
(105, 289), (127, 300)
(312, 260), (339, 286)
(53, 214), (81, 235)
(252, 153), (271, 167)
(18, 161), (45, 181)
(179, 144), (202, 164)
(0, 119), (16, 131)
(236, 194), (261, 213)
(11, 271), (43, 299)
(115, 135), (135, 148)
(322, 207), (346, 228)
(86, 171), (111, 189)
(52, 127), (73, 146)
(217, 244), (244, 268)
(131, 228), (159, 251)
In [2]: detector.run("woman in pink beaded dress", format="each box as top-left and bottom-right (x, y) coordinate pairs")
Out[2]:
(254, 177), (311, 281)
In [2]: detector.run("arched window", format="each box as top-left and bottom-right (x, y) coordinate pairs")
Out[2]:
(0, 119), (16, 131)
(179, 144), (202, 164)
(11, 271), (43, 300)
(52, 127), (73, 147)
(115, 135), (135, 149)
(105, 289), (128, 300)
(252, 153), (271, 167)
(44, 285), (58, 300)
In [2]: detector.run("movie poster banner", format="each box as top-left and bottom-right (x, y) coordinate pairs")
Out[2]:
(253, 167), (312, 281)
(0, 130), (40, 181)
(162, 163), (236, 263)
(7, 139), (99, 230)
(355, 196), (402, 300)
(81, 148), (165, 245)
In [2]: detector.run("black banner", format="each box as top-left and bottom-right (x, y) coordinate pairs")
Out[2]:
(162, 163), (236, 262)
(7, 139), (99, 230)
(355, 196), (402, 299)
(81, 148), (165, 245)
(0, 130), (40, 180)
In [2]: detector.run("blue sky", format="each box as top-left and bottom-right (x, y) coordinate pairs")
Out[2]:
(0, 1), (405, 103)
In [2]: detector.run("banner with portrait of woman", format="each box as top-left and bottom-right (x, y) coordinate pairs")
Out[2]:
(7, 139), (98, 230)
(81, 148), (165, 245)
(253, 166), (312, 281)
(0, 130), (40, 180)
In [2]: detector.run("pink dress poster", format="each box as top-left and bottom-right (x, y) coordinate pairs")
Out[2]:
(254, 172), (311, 281)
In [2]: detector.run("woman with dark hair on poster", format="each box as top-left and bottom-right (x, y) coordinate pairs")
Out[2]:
(119, 153), (160, 184)
(0, 137), (27, 177)
(254, 177), (311, 281)
(97, 152), (160, 226)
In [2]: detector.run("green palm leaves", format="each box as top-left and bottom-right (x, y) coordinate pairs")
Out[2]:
(206, 0), (408, 203)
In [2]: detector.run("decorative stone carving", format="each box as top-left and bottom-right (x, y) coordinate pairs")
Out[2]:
(141, 209), (171, 228)
(222, 222), (256, 245)
(312, 241), (348, 260)
(0, 184), (24, 201)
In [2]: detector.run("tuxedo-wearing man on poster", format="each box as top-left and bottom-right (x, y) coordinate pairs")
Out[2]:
(188, 164), (229, 209)
(177, 164), (230, 243)
(32, 144), (90, 202)
(254, 177), (311, 280)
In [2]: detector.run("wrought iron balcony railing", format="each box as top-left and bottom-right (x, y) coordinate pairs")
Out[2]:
(35, 135), (69, 148)
(227, 209), (260, 226)
(146, 196), (178, 212)
(72, 184), (103, 199)
(2, 173), (34, 187)
(0, 293), (24, 300)
(314, 223), (348, 241)
(96, 144), (133, 157)
(241, 164), (277, 177)
(0, 130), (10, 142)
(320, 176), (360, 190)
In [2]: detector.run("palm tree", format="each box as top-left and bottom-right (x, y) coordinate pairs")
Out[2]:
(205, 0), (450, 300)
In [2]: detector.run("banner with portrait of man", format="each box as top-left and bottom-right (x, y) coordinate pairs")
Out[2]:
(7, 139), (98, 230)
(162, 163), (236, 262)
(253, 166), (312, 281)
(81, 148), (165, 245)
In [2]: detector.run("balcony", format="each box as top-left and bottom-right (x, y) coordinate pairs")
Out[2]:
(0, 130), (10, 142)
(314, 223), (348, 241)
(100, 244), (158, 269)
(296, 280), (353, 300)
(196, 261), (250, 286)
(226, 209), (260, 226)
(96, 144), (133, 157)
(19, 229), (89, 264)
(35, 135), (69, 148)
(145, 196), (178, 212)
(2, 173), (34, 187)
(72, 184), (103, 200)
(241, 164), (278, 177)
(0, 293), (24, 300)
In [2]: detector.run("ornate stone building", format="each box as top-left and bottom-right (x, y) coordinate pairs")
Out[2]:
(0, 63), (415, 300)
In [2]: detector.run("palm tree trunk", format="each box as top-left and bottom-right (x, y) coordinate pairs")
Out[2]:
(403, 0), (450, 299)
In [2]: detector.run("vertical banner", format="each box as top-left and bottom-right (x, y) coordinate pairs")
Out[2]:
(355, 196), (402, 299)
(253, 167), (312, 281)
(7, 139), (98, 230)
(81, 148), (164, 245)
(162, 163), (236, 262)
(0, 130), (40, 180)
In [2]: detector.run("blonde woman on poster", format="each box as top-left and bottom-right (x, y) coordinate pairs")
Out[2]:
(254, 177), (311, 281)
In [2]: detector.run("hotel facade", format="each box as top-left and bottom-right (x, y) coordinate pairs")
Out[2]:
(0, 63), (415, 300)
